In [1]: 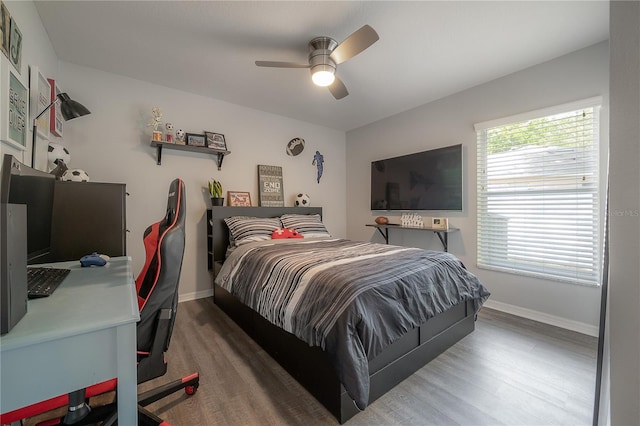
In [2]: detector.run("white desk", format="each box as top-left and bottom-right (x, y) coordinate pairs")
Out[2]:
(0, 257), (140, 425)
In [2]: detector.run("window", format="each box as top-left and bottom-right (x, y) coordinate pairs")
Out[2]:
(475, 98), (602, 285)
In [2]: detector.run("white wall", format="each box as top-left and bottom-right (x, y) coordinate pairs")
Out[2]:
(346, 42), (609, 333)
(55, 62), (346, 300)
(608, 1), (640, 423)
(0, 1), (58, 167)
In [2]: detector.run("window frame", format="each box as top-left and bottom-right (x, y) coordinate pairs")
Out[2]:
(474, 97), (603, 286)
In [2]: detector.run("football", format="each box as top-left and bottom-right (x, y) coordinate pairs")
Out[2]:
(294, 193), (310, 207)
(47, 142), (71, 169)
(286, 137), (305, 156)
(62, 169), (90, 182)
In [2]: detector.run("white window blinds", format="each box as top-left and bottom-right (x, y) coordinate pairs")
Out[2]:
(475, 98), (602, 285)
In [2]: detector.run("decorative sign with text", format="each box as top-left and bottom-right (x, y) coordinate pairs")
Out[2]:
(8, 69), (28, 147)
(258, 164), (284, 207)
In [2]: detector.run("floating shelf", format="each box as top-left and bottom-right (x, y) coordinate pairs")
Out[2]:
(150, 141), (230, 170)
(365, 223), (459, 252)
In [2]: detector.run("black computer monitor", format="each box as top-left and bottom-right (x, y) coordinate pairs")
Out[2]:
(1, 154), (56, 264)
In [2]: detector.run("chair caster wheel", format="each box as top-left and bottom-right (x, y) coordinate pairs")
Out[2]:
(185, 385), (197, 395)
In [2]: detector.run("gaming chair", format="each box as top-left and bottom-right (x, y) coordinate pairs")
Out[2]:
(0, 178), (199, 426)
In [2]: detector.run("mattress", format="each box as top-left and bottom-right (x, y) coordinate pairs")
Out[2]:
(215, 238), (490, 409)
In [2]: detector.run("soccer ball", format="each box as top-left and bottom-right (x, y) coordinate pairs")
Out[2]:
(47, 142), (70, 169)
(295, 193), (310, 207)
(62, 169), (90, 182)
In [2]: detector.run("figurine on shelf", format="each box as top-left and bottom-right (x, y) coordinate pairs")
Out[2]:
(147, 107), (163, 141)
(401, 213), (424, 228)
(165, 122), (174, 143)
(175, 129), (186, 145)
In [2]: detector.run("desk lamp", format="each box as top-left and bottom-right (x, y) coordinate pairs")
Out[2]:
(31, 93), (91, 168)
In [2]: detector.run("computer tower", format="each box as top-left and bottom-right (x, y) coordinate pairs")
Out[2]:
(1, 203), (28, 335)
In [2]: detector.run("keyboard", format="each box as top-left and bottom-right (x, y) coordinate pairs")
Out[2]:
(27, 267), (71, 299)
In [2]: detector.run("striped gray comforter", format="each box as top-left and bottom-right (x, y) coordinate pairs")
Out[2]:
(215, 238), (490, 409)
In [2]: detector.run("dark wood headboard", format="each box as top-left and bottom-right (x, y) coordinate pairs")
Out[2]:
(209, 206), (323, 264)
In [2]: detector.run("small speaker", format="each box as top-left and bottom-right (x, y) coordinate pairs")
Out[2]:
(1, 203), (28, 335)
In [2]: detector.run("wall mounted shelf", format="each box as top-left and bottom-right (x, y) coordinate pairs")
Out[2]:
(366, 223), (459, 252)
(150, 141), (230, 170)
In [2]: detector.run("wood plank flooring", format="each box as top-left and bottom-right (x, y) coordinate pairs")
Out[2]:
(138, 297), (597, 425)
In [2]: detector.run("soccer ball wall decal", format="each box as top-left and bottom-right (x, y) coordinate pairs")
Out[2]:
(62, 169), (90, 182)
(295, 193), (310, 207)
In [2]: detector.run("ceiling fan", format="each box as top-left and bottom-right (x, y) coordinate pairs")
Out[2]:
(255, 25), (379, 100)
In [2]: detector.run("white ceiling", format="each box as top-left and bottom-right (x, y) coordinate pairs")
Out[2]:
(34, 1), (609, 132)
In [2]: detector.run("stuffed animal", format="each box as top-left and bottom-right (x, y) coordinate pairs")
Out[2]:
(271, 228), (303, 239)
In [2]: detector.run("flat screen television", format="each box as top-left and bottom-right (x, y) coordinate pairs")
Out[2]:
(371, 144), (463, 211)
(1, 154), (56, 264)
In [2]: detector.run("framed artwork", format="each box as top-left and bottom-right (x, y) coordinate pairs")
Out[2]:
(30, 66), (50, 139)
(185, 133), (205, 147)
(0, 58), (7, 146)
(431, 217), (449, 230)
(257, 164), (284, 207)
(47, 78), (63, 137)
(0, 1), (9, 59)
(4, 66), (28, 149)
(228, 191), (252, 207)
(205, 131), (227, 151)
(8, 16), (21, 73)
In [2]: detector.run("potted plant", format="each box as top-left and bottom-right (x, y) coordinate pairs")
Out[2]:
(208, 179), (224, 206)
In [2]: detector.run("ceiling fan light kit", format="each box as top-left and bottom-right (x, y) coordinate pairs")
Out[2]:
(311, 69), (335, 87)
(255, 24), (379, 99)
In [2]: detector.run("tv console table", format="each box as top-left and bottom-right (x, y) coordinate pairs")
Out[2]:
(366, 224), (459, 252)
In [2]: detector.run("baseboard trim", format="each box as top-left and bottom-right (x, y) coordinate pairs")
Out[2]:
(483, 300), (599, 337)
(179, 288), (213, 303)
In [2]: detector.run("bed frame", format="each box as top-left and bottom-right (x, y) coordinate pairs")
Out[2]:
(208, 206), (475, 423)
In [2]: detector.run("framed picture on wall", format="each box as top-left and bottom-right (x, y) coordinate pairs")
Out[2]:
(0, 1), (10, 59)
(47, 78), (63, 137)
(257, 164), (284, 207)
(8, 16), (21, 73)
(30, 66), (50, 139)
(3, 66), (28, 149)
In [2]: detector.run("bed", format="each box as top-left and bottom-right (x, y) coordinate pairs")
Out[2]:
(208, 206), (489, 423)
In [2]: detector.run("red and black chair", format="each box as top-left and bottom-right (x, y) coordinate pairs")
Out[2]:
(1, 178), (199, 426)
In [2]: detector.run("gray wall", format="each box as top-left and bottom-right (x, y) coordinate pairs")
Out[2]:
(346, 42), (609, 333)
(2, 2), (347, 302)
(55, 62), (347, 301)
(608, 1), (640, 423)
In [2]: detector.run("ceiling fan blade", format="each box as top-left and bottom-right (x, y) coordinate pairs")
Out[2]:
(255, 61), (310, 68)
(328, 76), (348, 100)
(330, 24), (379, 65)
